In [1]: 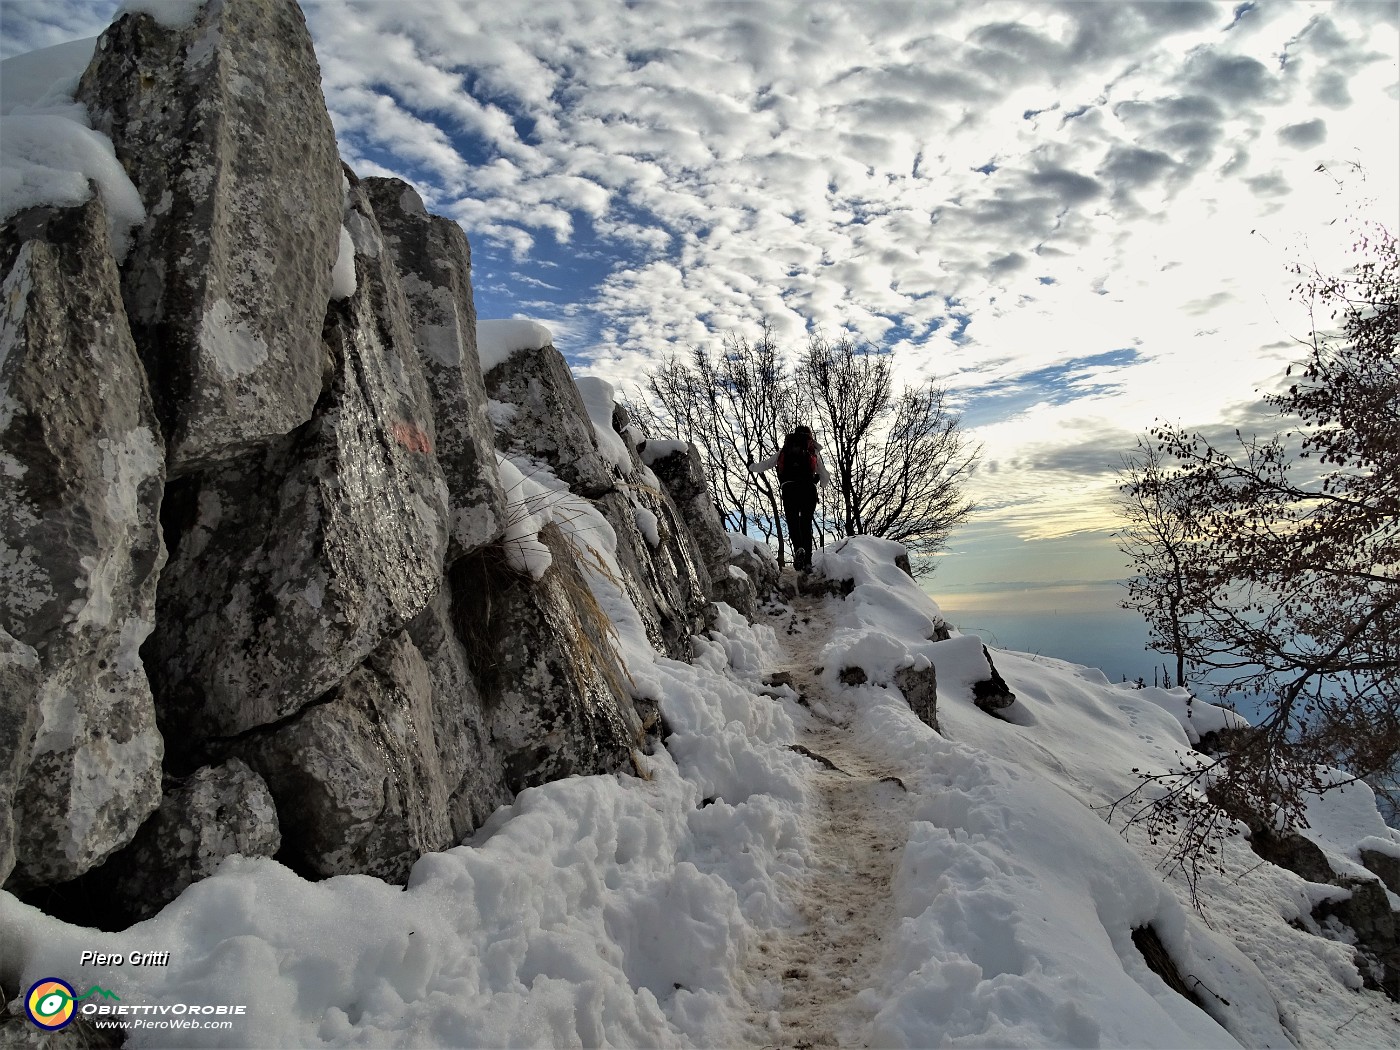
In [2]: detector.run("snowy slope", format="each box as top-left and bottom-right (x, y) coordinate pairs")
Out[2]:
(5, 534), (1399, 1047)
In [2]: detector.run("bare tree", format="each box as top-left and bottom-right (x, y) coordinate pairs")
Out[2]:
(638, 324), (978, 573)
(636, 322), (807, 563)
(1116, 440), (1202, 689)
(1111, 221), (1400, 877)
(803, 333), (978, 571)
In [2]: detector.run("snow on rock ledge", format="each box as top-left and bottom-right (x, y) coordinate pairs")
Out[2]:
(477, 318), (555, 371)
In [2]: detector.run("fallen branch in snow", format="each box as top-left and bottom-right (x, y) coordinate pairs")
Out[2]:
(788, 744), (848, 774)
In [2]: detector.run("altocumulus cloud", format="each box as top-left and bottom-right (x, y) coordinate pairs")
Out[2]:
(2, 0), (1397, 560)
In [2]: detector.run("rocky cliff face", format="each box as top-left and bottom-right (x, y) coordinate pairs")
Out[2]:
(0, 0), (752, 920)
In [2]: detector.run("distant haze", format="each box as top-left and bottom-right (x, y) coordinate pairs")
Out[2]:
(929, 580), (1157, 684)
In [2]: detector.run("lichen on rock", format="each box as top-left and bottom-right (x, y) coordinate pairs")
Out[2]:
(76, 0), (343, 474)
(0, 194), (166, 888)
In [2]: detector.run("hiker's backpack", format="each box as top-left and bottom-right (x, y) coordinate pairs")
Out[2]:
(776, 432), (818, 486)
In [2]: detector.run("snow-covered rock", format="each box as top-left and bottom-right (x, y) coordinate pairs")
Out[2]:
(76, 0), (343, 474)
(646, 441), (740, 613)
(728, 531), (780, 602)
(0, 194), (165, 889)
(483, 337), (617, 498)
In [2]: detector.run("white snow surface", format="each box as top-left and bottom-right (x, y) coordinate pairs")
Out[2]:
(633, 506), (661, 548)
(0, 38), (96, 114)
(0, 39), (145, 258)
(493, 454), (559, 580)
(476, 318), (553, 371)
(116, 1), (209, 29)
(329, 226), (357, 300)
(574, 375), (635, 477)
(640, 438), (690, 464)
(4, 530), (1398, 1046)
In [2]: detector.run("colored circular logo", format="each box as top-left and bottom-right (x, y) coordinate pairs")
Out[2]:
(25, 978), (76, 1031)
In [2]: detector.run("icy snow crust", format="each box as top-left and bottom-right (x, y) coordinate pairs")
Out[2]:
(3, 533), (1398, 1046)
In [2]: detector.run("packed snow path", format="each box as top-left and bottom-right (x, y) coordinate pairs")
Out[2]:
(742, 591), (913, 1049)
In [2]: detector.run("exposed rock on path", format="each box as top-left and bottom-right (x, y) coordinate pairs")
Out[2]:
(742, 591), (912, 1049)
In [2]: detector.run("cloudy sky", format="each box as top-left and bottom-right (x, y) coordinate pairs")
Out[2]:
(3, 0), (1398, 597)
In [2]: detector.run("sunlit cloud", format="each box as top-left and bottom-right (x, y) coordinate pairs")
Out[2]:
(4, 0), (1397, 575)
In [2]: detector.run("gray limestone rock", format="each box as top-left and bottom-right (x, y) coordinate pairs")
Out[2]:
(148, 181), (448, 750)
(644, 442), (743, 615)
(363, 177), (506, 561)
(404, 588), (511, 841)
(730, 540), (781, 604)
(451, 525), (643, 793)
(76, 0), (343, 474)
(895, 663), (939, 732)
(1249, 827), (1334, 885)
(1315, 876), (1400, 1000)
(0, 630), (41, 886)
(645, 443), (731, 581)
(711, 565), (758, 620)
(1362, 847), (1400, 897)
(485, 344), (616, 498)
(238, 632), (452, 882)
(107, 758), (280, 920)
(569, 386), (714, 653)
(0, 197), (165, 889)
(595, 488), (712, 661)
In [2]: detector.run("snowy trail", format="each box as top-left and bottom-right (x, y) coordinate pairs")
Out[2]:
(741, 592), (913, 1049)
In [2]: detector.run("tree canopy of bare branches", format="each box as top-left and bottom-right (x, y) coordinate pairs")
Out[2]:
(631, 324), (978, 573)
(1113, 221), (1399, 873)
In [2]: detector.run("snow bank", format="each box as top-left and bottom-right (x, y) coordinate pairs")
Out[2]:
(574, 375), (635, 477)
(813, 538), (1293, 1047)
(1135, 685), (1250, 743)
(1296, 772), (1400, 876)
(0, 39), (145, 258)
(0, 455), (805, 1050)
(476, 318), (553, 371)
(0, 38), (95, 115)
(818, 536), (947, 643)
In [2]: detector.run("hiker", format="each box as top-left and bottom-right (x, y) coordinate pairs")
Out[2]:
(748, 425), (830, 571)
